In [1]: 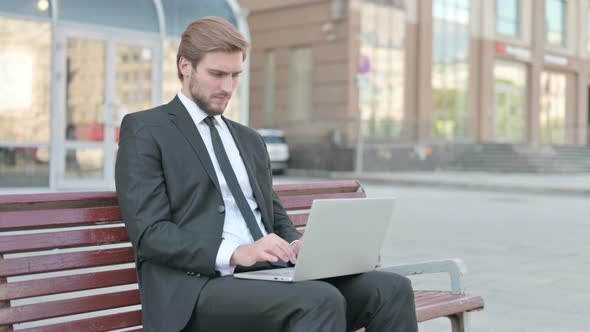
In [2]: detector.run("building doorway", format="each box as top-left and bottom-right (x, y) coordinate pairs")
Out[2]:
(53, 26), (159, 189)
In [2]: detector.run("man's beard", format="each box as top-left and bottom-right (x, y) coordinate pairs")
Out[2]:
(189, 79), (229, 116)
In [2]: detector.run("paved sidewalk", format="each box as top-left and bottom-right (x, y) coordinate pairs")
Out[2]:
(326, 171), (590, 196)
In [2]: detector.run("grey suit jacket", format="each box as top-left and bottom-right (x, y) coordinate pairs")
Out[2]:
(115, 96), (302, 332)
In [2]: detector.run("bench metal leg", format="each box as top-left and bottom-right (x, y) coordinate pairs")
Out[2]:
(449, 313), (465, 332)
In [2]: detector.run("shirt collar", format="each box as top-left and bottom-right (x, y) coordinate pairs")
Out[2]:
(177, 90), (223, 127)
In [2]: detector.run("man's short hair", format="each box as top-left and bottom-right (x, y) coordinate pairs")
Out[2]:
(176, 16), (249, 80)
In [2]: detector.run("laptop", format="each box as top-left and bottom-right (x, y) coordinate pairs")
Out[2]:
(233, 197), (395, 282)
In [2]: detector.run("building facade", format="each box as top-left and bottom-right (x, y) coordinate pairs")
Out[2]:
(242, 0), (590, 171)
(0, 0), (250, 191)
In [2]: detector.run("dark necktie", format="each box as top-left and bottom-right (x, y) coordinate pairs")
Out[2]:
(204, 116), (264, 241)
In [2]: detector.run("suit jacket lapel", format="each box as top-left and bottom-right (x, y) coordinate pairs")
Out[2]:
(223, 117), (272, 233)
(167, 96), (221, 192)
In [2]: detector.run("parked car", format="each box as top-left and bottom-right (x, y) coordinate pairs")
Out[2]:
(256, 129), (289, 174)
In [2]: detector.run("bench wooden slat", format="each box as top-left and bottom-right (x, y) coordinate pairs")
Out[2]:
(416, 292), (461, 306)
(414, 290), (448, 301)
(273, 180), (362, 196)
(0, 227), (129, 254)
(0, 289), (140, 325)
(414, 291), (484, 322)
(0, 268), (137, 301)
(0, 192), (117, 206)
(0, 247), (134, 277)
(17, 309), (142, 332)
(288, 213), (309, 227)
(0, 206), (122, 231)
(413, 291), (440, 299)
(5, 291), (483, 326)
(280, 192), (367, 210)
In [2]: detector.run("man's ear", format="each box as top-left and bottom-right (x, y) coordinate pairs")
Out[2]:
(179, 57), (192, 79)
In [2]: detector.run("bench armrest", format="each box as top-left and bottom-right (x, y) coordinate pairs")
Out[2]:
(376, 258), (467, 293)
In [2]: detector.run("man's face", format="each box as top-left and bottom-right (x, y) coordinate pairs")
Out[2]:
(181, 51), (243, 116)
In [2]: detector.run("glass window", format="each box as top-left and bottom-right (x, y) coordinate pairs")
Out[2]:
(289, 47), (312, 123)
(163, 39), (181, 103)
(161, 0), (237, 38)
(433, 0), (470, 24)
(494, 61), (527, 142)
(496, 0), (520, 37)
(545, 0), (567, 47)
(59, 0), (158, 33)
(0, 146), (50, 187)
(263, 51), (275, 127)
(540, 71), (566, 144)
(65, 148), (104, 179)
(114, 44), (153, 142)
(65, 38), (105, 142)
(261, 135), (286, 144)
(0, 18), (51, 143)
(224, 80), (241, 122)
(0, 17), (51, 187)
(432, 0), (470, 140)
(359, 1), (406, 141)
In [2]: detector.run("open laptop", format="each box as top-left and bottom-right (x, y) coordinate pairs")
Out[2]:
(233, 197), (395, 282)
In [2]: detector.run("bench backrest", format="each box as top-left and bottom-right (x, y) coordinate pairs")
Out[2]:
(0, 180), (364, 331)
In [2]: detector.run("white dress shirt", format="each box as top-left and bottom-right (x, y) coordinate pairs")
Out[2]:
(177, 91), (268, 276)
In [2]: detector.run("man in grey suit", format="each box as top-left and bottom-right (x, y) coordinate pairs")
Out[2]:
(115, 16), (417, 332)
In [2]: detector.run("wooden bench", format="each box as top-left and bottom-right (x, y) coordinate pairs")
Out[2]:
(0, 180), (483, 331)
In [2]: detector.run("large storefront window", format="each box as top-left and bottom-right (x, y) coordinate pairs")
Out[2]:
(0, 18), (51, 143)
(163, 39), (181, 103)
(494, 61), (527, 142)
(496, 0), (520, 37)
(0, 18), (51, 187)
(114, 44), (153, 124)
(545, 0), (567, 47)
(540, 71), (566, 144)
(64, 38), (106, 180)
(358, 1), (405, 141)
(432, 0), (470, 140)
(263, 51), (275, 127)
(289, 47), (312, 123)
(224, 78), (241, 122)
(65, 38), (106, 144)
(539, 71), (567, 144)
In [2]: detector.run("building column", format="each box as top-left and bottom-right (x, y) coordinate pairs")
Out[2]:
(348, 0), (361, 147)
(575, 0), (589, 146)
(402, 0), (419, 142)
(226, 0), (251, 126)
(469, 0), (495, 142)
(415, 0), (433, 142)
(527, 0), (545, 145)
(577, 63), (589, 145)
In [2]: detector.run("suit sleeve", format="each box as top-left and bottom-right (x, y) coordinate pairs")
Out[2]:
(115, 115), (219, 277)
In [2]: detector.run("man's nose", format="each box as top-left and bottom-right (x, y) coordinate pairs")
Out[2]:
(220, 76), (234, 93)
